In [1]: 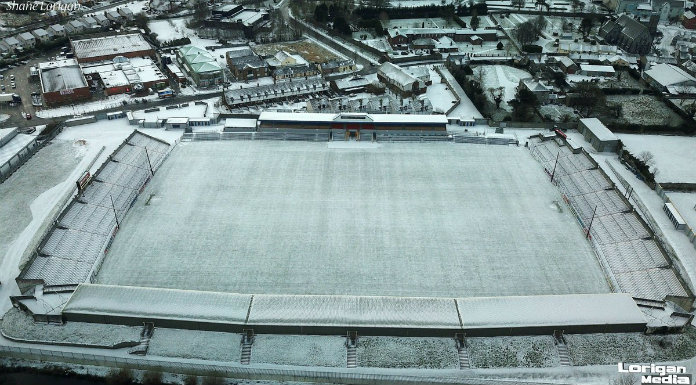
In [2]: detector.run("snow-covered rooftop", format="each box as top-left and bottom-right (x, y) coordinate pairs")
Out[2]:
(458, 294), (645, 329)
(39, 58), (88, 93)
(580, 118), (618, 142)
(72, 33), (152, 61)
(645, 63), (696, 87)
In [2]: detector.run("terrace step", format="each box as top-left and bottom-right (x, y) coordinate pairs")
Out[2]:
(347, 345), (357, 368)
(347, 332), (358, 368)
(128, 322), (154, 355)
(456, 336), (471, 369)
(557, 343), (572, 367)
(241, 332), (254, 365)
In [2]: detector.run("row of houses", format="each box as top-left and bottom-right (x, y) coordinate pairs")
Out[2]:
(226, 48), (357, 82)
(386, 27), (501, 48)
(0, 8), (134, 55)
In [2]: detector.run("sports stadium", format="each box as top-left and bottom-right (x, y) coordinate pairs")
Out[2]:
(7, 114), (695, 375)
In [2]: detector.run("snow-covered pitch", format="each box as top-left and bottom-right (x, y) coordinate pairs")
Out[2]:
(96, 141), (610, 298)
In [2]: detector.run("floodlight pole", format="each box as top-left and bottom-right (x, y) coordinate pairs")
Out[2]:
(110, 194), (120, 229)
(144, 147), (154, 176)
(586, 205), (598, 239)
(550, 152), (560, 183)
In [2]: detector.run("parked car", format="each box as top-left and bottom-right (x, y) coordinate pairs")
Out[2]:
(9, 74), (14, 81)
(25, 112), (31, 120)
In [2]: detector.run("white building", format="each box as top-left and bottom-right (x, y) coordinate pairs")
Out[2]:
(643, 63), (696, 94)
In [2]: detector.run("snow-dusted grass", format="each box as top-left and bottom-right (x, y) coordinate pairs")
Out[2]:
(148, 328), (242, 362)
(97, 142), (608, 298)
(473, 65), (532, 112)
(616, 133), (696, 183)
(539, 104), (577, 122)
(1, 308), (140, 347)
(357, 337), (458, 369)
(566, 328), (696, 366)
(252, 334), (346, 367)
(468, 336), (559, 368)
(607, 95), (684, 128)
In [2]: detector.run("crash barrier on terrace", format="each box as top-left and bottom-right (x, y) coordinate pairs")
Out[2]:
(181, 131), (519, 145)
(529, 137), (691, 307)
(16, 131), (171, 294)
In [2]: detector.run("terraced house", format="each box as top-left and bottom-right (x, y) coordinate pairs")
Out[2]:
(176, 45), (224, 87)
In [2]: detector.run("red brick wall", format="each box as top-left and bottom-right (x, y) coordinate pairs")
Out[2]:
(43, 86), (91, 106)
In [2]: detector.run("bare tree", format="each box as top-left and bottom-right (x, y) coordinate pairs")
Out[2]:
(638, 151), (655, 166)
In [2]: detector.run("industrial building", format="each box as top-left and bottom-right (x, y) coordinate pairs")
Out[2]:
(578, 118), (620, 152)
(38, 58), (90, 106)
(72, 34), (155, 63)
(81, 56), (168, 95)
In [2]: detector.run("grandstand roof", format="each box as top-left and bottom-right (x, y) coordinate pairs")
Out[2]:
(258, 111), (449, 125)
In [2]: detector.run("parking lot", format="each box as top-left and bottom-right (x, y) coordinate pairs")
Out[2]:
(0, 47), (63, 127)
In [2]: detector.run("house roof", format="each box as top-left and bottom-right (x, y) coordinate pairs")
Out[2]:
(178, 45), (222, 73)
(39, 58), (88, 93)
(73, 34), (152, 60)
(580, 118), (618, 142)
(645, 63), (696, 86)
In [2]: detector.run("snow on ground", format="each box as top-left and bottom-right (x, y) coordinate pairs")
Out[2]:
(356, 337), (458, 369)
(426, 83), (457, 114)
(0, 114), (8, 123)
(148, 328), (242, 362)
(0, 140), (90, 316)
(96, 141), (608, 298)
(147, 17), (219, 47)
(252, 335), (346, 367)
(473, 65), (532, 112)
(616, 133), (696, 183)
(0, 141), (82, 268)
(35, 93), (157, 119)
(566, 329), (696, 366)
(667, 192), (696, 230)
(538, 104), (577, 122)
(607, 95), (684, 128)
(1, 308), (140, 347)
(468, 335), (559, 368)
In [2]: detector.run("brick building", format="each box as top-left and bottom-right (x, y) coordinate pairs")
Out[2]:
(72, 34), (155, 63)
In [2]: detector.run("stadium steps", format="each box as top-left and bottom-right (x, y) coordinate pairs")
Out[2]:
(241, 331), (254, 365)
(128, 322), (154, 355)
(347, 345), (357, 368)
(553, 332), (572, 367)
(557, 343), (572, 367)
(456, 339), (471, 369)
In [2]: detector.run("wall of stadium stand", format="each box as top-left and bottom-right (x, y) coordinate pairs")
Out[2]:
(0, 128), (41, 183)
(529, 134), (694, 311)
(15, 128), (171, 294)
